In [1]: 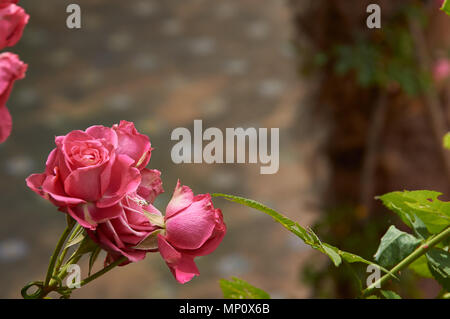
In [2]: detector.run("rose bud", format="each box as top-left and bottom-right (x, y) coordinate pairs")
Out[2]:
(0, 3), (29, 50)
(0, 52), (27, 143)
(87, 194), (165, 264)
(26, 121), (162, 229)
(157, 181), (226, 284)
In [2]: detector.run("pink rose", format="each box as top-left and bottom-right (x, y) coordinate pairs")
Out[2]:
(157, 181), (226, 283)
(0, 1), (18, 7)
(0, 52), (27, 143)
(87, 193), (164, 264)
(0, 3), (29, 50)
(433, 58), (450, 82)
(26, 121), (162, 229)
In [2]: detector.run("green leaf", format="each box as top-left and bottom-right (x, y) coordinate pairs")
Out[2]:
(72, 235), (98, 257)
(409, 255), (433, 278)
(378, 191), (450, 234)
(220, 277), (270, 299)
(321, 243), (342, 267)
(441, 0), (450, 16)
(374, 225), (421, 269)
(380, 290), (401, 299)
(88, 246), (102, 276)
(64, 227), (85, 249)
(133, 229), (165, 250)
(141, 210), (165, 228)
(426, 247), (450, 291)
(213, 193), (392, 276)
(443, 132), (450, 150)
(213, 193), (343, 266)
(213, 193), (315, 245)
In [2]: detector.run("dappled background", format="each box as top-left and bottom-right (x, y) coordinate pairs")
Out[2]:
(0, 0), (449, 298)
(0, 0), (321, 298)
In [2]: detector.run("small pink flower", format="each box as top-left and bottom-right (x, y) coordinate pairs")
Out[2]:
(26, 121), (162, 229)
(0, 52), (27, 143)
(433, 58), (450, 82)
(157, 181), (226, 284)
(0, 3), (29, 50)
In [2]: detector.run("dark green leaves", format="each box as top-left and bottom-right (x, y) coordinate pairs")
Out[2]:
(374, 226), (421, 269)
(220, 277), (270, 299)
(332, 25), (428, 95)
(441, 0), (450, 16)
(426, 248), (450, 290)
(378, 191), (450, 234)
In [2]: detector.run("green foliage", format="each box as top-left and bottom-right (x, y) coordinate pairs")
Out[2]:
(216, 142), (450, 298)
(378, 191), (450, 235)
(63, 225), (85, 250)
(213, 194), (390, 273)
(409, 255), (433, 278)
(332, 6), (431, 95)
(374, 225), (421, 269)
(380, 290), (402, 299)
(220, 277), (270, 299)
(426, 248), (450, 291)
(442, 0), (450, 16)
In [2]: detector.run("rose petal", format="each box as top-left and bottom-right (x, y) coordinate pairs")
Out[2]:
(96, 154), (141, 208)
(0, 105), (11, 143)
(64, 164), (104, 202)
(25, 173), (46, 197)
(0, 4), (29, 50)
(137, 168), (164, 203)
(113, 120), (152, 169)
(88, 228), (146, 263)
(165, 180), (194, 219)
(157, 234), (181, 264)
(85, 125), (118, 149)
(158, 235), (200, 284)
(189, 209), (226, 256)
(170, 254), (200, 284)
(165, 194), (217, 250)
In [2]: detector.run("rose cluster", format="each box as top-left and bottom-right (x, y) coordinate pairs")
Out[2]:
(26, 121), (226, 283)
(0, 0), (28, 143)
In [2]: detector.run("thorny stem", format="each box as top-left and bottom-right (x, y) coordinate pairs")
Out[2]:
(362, 226), (450, 297)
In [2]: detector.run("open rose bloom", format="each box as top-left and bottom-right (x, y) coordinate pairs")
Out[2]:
(26, 121), (159, 228)
(26, 121), (226, 284)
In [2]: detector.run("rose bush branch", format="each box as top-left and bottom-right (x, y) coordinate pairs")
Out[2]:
(362, 226), (450, 297)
